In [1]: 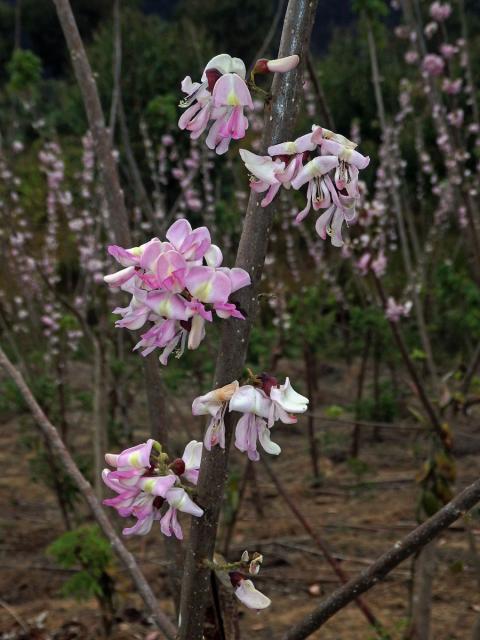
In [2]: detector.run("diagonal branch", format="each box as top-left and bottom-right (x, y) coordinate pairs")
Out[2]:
(0, 344), (177, 640)
(178, 1), (319, 638)
(51, 0), (130, 247)
(261, 457), (383, 634)
(282, 476), (480, 639)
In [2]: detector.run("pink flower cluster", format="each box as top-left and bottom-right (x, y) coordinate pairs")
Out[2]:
(429, 1), (451, 22)
(178, 53), (299, 155)
(385, 297), (413, 323)
(104, 219), (250, 365)
(192, 374), (309, 461)
(103, 439), (203, 538)
(356, 250), (388, 278)
(240, 125), (370, 247)
(178, 54), (254, 155)
(422, 54), (445, 77)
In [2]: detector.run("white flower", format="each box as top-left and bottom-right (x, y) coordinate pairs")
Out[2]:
(270, 377), (309, 414)
(234, 579), (271, 610)
(229, 385), (271, 418)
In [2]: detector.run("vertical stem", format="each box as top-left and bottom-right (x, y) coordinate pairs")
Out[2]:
(304, 343), (320, 479)
(178, 3), (319, 638)
(222, 459), (251, 557)
(352, 330), (371, 457)
(93, 335), (108, 499)
(373, 275), (442, 434)
(52, 0), (130, 247)
(14, 0), (21, 49)
(408, 541), (437, 640)
(109, 0), (122, 141)
(306, 52), (336, 131)
(366, 18), (439, 390)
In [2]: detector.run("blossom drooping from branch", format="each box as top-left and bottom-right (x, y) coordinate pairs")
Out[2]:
(429, 1), (452, 22)
(178, 52), (300, 154)
(239, 125), (370, 246)
(103, 219), (250, 365)
(422, 54), (445, 77)
(229, 572), (271, 610)
(385, 297), (413, 323)
(178, 54), (253, 154)
(102, 439), (204, 539)
(192, 381), (239, 450)
(192, 374), (309, 460)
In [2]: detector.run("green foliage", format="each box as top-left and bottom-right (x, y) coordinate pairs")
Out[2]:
(145, 94), (180, 131)
(433, 262), (480, 354)
(0, 377), (27, 414)
(347, 456), (371, 479)
(352, 0), (388, 19)
(6, 48), (42, 97)
(177, 0), (275, 62)
(48, 525), (114, 600)
(356, 381), (399, 423)
(325, 405), (344, 419)
(29, 448), (81, 511)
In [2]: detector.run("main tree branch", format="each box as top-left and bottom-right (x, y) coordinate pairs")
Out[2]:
(282, 476), (480, 640)
(178, 1), (319, 638)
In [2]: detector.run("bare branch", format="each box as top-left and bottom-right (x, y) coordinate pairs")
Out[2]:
(261, 457), (382, 633)
(51, 0), (130, 247)
(282, 476), (480, 640)
(0, 345), (177, 640)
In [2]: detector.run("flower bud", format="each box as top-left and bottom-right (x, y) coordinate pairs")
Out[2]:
(259, 372), (278, 396)
(170, 458), (186, 476)
(253, 55), (300, 75)
(229, 571), (245, 588)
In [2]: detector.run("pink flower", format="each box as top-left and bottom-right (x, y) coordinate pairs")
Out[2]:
(102, 440), (204, 538)
(179, 440), (203, 485)
(160, 487), (204, 540)
(442, 78), (462, 95)
(429, 1), (451, 22)
(405, 50), (419, 64)
(178, 54), (253, 154)
(192, 382), (239, 450)
(440, 43), (457, 59)
(240, 125), (370, 247)
(104, 220), (250, 364)
(230, 573), (271, 610)
(385, 297), (412, 323)
(253, 54), (300, 74)
(422, 54), (445, 77)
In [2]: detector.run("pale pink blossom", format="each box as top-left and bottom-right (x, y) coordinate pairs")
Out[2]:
(230, 573), (271, 610)
(178, 54), (253, 154)
(104, 219), (250, 364)
(385, 297), (413, 323)
(429, 2), (451, 22)
(422, 54), (445, 77)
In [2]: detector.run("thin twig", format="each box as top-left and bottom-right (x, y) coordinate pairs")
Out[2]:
(261, 457), (383, 635)
(282, 476), (480, 639)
